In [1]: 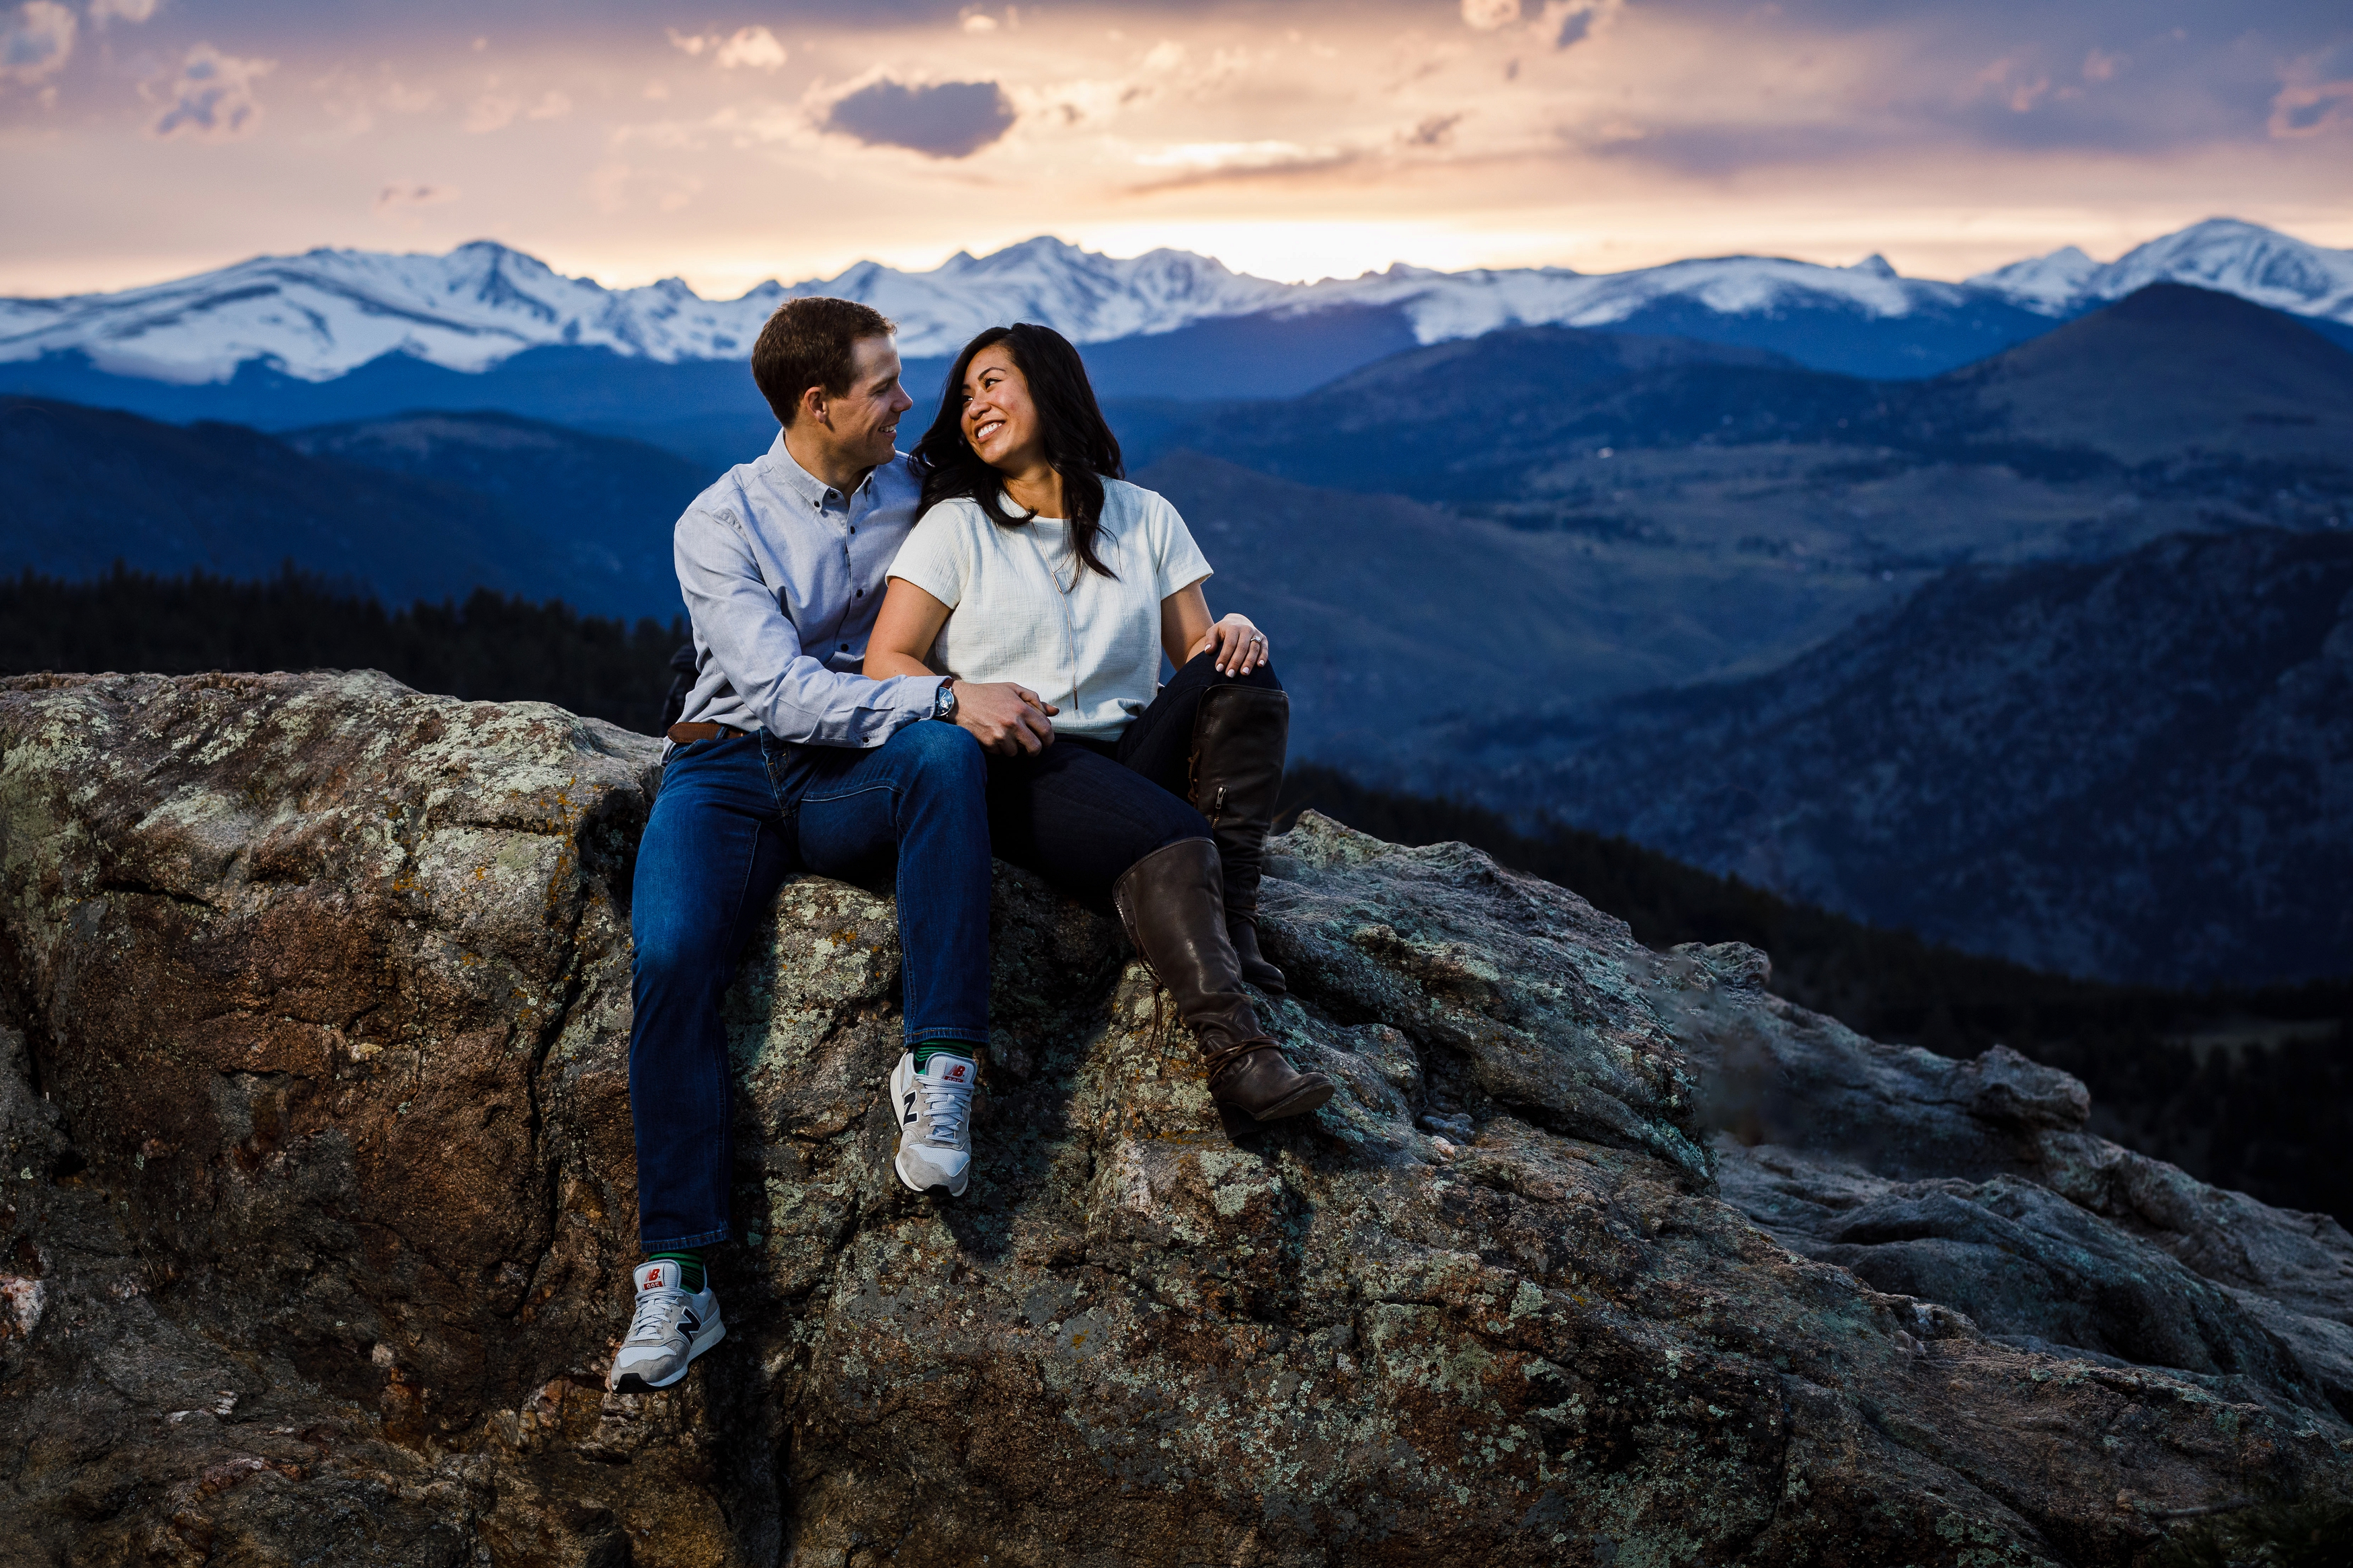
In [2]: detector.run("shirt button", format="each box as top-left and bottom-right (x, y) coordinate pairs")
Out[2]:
(839, 643), (849, 651)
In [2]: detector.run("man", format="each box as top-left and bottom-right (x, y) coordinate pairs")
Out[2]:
(608, 298), (1056, 1394)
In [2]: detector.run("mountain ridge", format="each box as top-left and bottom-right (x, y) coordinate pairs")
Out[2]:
(0, 397), (701, 620)
(8, 218), (2351, 388)
(1410, 526), (2353, 987)
(1937, 282), (2353, 464)
(1972, 217), (2353, 323)
(10, 286), (2347, 745)
(1133, 284), (2353, 498)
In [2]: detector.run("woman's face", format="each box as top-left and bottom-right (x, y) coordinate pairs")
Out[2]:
(959, 343), (1040, 472)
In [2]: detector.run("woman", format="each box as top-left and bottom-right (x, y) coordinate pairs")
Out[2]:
(866, 322), (1331, 1130)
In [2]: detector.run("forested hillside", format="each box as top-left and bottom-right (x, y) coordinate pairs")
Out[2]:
(0, 397), (704, 621)
(0, 565), (684, 733)
(1421, 526), (2353, 987)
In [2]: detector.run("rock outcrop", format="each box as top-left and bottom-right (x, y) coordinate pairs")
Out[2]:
(1, 669), (2348, 1567)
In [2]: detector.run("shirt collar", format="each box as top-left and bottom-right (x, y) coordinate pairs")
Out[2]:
(763, 433), (885, 511)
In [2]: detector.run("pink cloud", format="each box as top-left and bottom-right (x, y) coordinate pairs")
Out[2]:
(1, 1), (74, 87)
(2269, 78), (2353, 139)
(147, 44), (276, 139)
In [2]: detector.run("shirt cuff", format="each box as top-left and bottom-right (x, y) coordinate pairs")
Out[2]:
(885, 672), (942, 729)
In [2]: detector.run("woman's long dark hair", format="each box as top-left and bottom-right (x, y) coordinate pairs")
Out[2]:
(912, 323), (1125, 580)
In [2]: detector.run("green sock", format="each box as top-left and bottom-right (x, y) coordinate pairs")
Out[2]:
(647, 1249), (705, 1293)
(912, 1042), (978, 1073)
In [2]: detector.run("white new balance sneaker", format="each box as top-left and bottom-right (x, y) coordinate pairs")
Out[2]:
(606, 1260), (724, 1393)
(891, 1050), (977, 1197)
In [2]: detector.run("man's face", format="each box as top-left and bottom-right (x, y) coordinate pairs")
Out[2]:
(817, 334), (914, 467)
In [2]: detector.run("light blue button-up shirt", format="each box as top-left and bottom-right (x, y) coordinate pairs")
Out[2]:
(671, 434), (939, 747)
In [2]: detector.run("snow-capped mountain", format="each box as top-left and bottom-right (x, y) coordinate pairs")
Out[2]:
(1970, 218), (2353, 322)
(0, 237), (1289, 384)
(5, 218), (2348, 386)
(0, 238), (2043, 384)
(819, 237), (1290, 361)
(0, 242), (791, 382)
(1964, 247), (2101, 314)
(1310, 251), (1989, 343)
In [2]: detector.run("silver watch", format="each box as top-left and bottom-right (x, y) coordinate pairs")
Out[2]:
(930, 679), (957, 722)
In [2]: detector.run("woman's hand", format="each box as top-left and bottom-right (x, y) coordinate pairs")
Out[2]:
(1189, 612), (1269, 675)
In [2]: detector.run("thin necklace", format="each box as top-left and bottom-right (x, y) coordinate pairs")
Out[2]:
(1028, 517), (1077, 594)
(1019, 519), (1082, 717)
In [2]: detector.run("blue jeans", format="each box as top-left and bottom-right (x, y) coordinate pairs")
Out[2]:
(628, 722), (992, 1250)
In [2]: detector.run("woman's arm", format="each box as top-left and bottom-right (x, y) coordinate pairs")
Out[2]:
(1160, 581), (1269, 675)
(865, 578), (953, 681)
(867, 578), (1059, 753)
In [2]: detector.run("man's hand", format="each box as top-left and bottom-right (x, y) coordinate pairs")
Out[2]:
(952, 680), (1058, 755)
(1189, 613), (1269, 675)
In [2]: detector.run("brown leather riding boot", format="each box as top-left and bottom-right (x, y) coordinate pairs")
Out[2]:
(1189, 684), (1291, 996)
(1112, 839), (1334, 1122)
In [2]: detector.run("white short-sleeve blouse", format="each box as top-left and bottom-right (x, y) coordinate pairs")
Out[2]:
(885, 478), (1213, 741)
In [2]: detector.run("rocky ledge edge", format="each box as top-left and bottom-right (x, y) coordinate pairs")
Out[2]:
(1, 669), (2348, 1567)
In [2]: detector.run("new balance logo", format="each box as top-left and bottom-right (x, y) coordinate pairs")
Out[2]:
(679, 1311), (701, 1335)
(945, 1063), (968, 1082)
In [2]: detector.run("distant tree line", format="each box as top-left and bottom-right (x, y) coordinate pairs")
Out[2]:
(0, 563), (685, 733)
(3, 565), (2343, 1225)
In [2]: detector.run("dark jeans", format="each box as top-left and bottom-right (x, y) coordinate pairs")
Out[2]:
(987, 651), (1283, 904)
(628, 721), (992, 1250)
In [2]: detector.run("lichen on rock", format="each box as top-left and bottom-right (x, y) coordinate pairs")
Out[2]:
(1, 670), (2347, 1566)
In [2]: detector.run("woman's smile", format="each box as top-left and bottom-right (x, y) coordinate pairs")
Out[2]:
(966, 403), (1019, 456)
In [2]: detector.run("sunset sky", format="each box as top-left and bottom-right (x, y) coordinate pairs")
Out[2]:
(2, 0), (2348, 299)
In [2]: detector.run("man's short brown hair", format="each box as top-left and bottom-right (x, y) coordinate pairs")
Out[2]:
(750, 297), (897, 427)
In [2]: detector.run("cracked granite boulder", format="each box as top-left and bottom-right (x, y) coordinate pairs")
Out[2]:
(1667, 944), (2353, 1428)
(1, 670), (2348, 1567)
